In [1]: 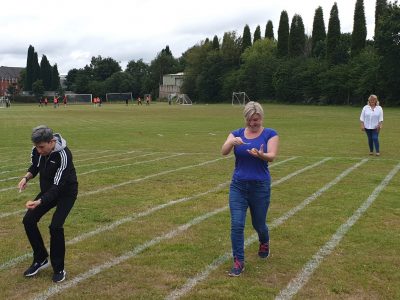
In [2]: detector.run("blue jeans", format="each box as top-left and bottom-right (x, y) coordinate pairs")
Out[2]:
(229, 179), (271, 262)
(365, 129), (380, 153)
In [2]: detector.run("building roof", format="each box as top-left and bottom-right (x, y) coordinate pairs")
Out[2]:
(0, 66), (24, 79)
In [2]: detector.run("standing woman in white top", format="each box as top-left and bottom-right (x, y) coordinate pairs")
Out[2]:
(360, 95), (383, 156)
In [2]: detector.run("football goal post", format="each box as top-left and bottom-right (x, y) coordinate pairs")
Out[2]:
(65, 93), (93, 104)
(176, 94), (192, 105)
(106, 93), (133, 103)
(232, 92), (251, 106)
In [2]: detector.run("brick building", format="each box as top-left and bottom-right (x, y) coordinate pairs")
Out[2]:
(0, 66), (24, 96)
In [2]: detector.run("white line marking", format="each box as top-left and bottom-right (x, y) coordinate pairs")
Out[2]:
(275, 162), (400, 300)
(32, 207), (228, 300)
(165, 159), (368, 300)
(0, 157), (296, 270)
(78, 153), (183, 175)
(28, 157), (314, 299)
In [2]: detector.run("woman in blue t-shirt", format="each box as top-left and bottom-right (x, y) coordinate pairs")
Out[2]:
(221, 101), (279, 276)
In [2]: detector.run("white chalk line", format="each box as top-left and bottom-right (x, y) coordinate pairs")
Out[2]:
(0, 157), (296, 271)
(31, 207), (228, 300)
(0, 155), (231, 218)
(31, 157), (324, 299)
(275, 162), (400, 300)
(165, 158), (368, 300)
(0, 183), (230, 272)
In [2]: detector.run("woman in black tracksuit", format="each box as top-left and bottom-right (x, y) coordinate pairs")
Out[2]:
(18, 125), (78, 283)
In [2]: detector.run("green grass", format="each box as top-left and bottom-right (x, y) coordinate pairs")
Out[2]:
(0, 103), (399, 299)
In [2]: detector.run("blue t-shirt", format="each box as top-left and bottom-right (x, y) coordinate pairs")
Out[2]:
(231, 128), (278, 181)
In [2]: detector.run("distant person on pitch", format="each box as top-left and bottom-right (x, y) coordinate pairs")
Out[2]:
(221, 101), (278, 276)
(18, 125), (78, 283)
(360, 94), (383, 156)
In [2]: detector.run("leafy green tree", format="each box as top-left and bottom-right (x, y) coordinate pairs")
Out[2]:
(195, 51), (224, 102)
(90, 56), (121, 81)
(32, 80), (45, 99)
(351, 0), (367, 57)
(242, 25), (252, 53)
(40, 55), (52, 90)
(221, 31), (242, 68)
(51, 64), (60, 91)
(277, 10), (289, 57)
(253, 25), (261, 43)
(375, 0), (387, 39)
(289, 14), (306, 57)
(212, 35), (220, 50)
(272, 58), (305, 102)
(125, 59), (150, 97)
(265, 20), (274, 40)
(319, 63), (351, 104)
(104, 72), (135, 93)
(375, 1), (400, 103)
(326, 2), (342, 64)
(25, 45), (35, 91)
(347, 46), (380, 104)
(312, 6), (326, 57)
(239, 39), (278, 100)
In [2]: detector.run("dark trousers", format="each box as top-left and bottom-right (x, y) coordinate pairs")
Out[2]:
(22, 195), (76, 272)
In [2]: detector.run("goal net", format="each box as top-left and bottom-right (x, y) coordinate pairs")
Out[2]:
(65, 93), (93, 104)
(106, 93), (133, 103)
(232, 92), (251, 106)
(176, 94), (192, 105)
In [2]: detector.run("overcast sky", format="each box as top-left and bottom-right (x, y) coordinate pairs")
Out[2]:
(0, 0), (377, 74)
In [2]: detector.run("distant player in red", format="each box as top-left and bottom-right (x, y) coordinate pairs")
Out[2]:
(53, 96), (59, 108)
(146, 95), (150, 105)
(63, 96), (67, 107)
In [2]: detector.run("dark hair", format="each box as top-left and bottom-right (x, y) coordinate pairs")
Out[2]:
(31, 125), (54, 144)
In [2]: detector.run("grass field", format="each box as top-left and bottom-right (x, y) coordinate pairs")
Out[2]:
(0, 102), (399, 300)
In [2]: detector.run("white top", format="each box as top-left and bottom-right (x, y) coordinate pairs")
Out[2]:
(360, 105), (383, 129)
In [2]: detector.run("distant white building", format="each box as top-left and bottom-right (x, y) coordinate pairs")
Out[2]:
(159, 72), (184, 99)
(59, 75), (67, 90)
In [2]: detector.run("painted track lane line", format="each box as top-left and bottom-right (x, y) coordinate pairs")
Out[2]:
(32, 207), (229, 300)
(29, 157), (324, 299)
(275, 162), (400, 300)
(165, 158), (368, 300)
(0, 155), (232, 218)
(0, 157), (296, 271)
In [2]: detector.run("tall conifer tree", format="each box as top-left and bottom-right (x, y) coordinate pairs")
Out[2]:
(33, 52), (40, 85)
(25, 45), (35, 91)
(351, 0), (367, 57)
(311, 6), (326, 56)
(253, 25), (262, 43)
(265, 20), (274, 40)
(375, 0), (387, 39)
(289, 14), (306, 57)
(242, 24), (252, 53)
(277, 10), (289, 57)
(326, 2), (341, 64)
(40, 55), (52, 90)
(51, 64), (60, 91)
(212, 35), (220, 50)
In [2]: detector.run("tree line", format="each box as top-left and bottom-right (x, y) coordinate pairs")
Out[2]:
(22, 45), (61, 97)
(22, 0), (400, 105)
